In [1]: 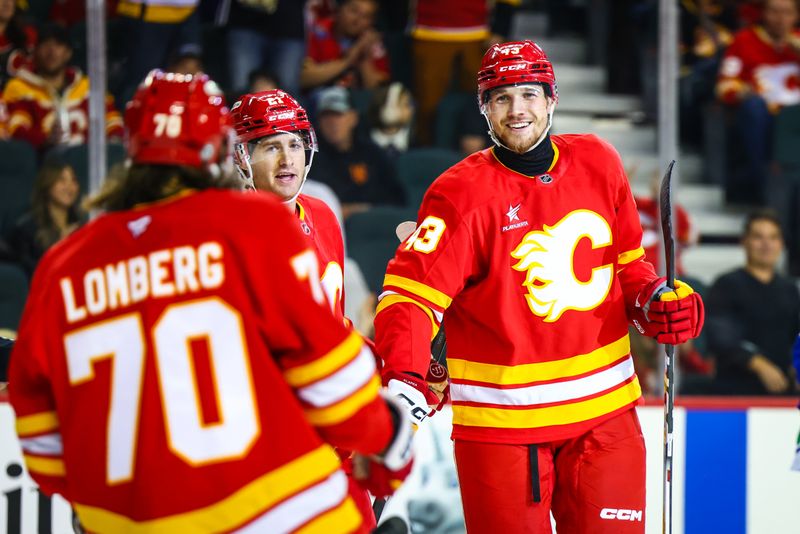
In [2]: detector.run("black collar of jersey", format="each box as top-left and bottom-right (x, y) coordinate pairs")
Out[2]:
(492, 133), (555, 177)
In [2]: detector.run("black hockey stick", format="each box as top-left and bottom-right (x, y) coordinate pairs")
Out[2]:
(659, 160), (676, 534)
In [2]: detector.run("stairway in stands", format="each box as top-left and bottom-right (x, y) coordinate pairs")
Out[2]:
(510, 9), (744, 286)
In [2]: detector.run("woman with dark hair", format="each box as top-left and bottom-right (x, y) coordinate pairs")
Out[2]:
(9, 160), (85, 275)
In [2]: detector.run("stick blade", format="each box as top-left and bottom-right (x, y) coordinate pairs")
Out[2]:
(659, 160), (676, 287)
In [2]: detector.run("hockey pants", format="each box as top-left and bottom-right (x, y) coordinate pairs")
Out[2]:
(454, 408), (646, 533)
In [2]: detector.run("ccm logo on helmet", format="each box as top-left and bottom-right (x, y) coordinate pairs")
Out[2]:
(498, 64), (526, 72)
(599, 508), (643, 521)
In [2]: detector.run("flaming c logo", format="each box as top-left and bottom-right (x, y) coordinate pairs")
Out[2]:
(511, 210), (613, 322)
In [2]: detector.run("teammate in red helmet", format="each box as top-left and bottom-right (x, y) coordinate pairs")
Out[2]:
(231, 89), (414, 528)
(374, 41), (705, 533)
(8, 70), (412, 533)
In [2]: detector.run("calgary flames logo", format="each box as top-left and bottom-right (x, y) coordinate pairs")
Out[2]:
(511, 210), (613, 322)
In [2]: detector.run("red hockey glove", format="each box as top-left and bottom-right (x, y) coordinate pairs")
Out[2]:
(353, 455), (414, 498)
(353, 391), (415, 498)
(631, 277), (705, 345)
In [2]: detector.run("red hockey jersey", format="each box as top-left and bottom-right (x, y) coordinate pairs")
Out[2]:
(297, 194), (345, 322)
(9, 189), (392, 533)
(375, 135), (657, 444)
(716, 26), (800, 108)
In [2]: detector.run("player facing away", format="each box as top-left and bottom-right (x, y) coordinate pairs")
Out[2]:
(8, 71), (413, 533)
(374, 41), (705, 533)
(231, 89), (402, 530)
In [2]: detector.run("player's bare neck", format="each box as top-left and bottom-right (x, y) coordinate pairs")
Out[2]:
(493, 134), (554, 177)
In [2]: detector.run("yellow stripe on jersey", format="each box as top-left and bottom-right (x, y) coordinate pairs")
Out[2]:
(375, 294), (440, 340)
(295, 496), (361, 534)
(618, 247), (645, 265)
(16, 411), (60, 437)
(383, 275), (452, 309)
(548, 143), (559, 172)
(23, 455), (65, 476)
(284, 332), (362, 388)
(117, 0), (195, 23)
(411, 27), (490, 41)
(75, 445), (341, 534)
(448, 335), (631, 385)
(452, 378), (642, 429)
(304, 376), (381, 426)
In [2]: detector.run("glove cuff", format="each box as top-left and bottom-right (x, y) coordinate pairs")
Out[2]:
(386, 373), (434, 425)
(378, 391), (415, 471)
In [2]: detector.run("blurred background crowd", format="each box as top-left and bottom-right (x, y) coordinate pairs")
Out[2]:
(0, 0), (798, 399)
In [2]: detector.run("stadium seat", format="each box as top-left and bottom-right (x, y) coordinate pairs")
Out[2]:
(395, 148), (461, 211)
(773, 104), (800, 169)
(0, 140), (37, 238)
(434, 92), (474, 151)
(344, 206), (417, 294)
(44, 142), (127, 195)
(0, 262), (28, 331)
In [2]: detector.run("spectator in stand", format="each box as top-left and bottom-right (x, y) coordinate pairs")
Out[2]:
(167, 49), (204, 76)
(301, 0), (389, 92)
(409, 0), (519, 145)
(8, 160), (86, 277)
(706, 210), (800, 395)
(217, 0), (308, 96)
(115, 0), (202, 102)
(116, 0), (201, 103)
(716, 0), (800, 205)
(311, 86), (404, 218)
(0, 0), (35, 138)
(0, 0), (34, 90)
(679, 0), (738, 147)
(248, 68), (280, 93)
(2, 23), (123, 151)
(366, 81), (414, 161)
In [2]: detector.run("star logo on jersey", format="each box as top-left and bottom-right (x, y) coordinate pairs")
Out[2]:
(127, 215), (152, 238)
(506, 204), (521, 223)
(502, 204), (528, 232)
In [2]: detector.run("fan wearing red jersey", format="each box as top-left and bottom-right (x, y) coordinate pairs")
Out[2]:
(231, 89), (403, 529)
(374, 41), (705, 533)
(8, 70), (412, 534)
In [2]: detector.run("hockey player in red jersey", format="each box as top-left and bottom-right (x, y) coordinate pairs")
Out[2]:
(8, 71), (412, 533)
(231, 89), (392, 529)
(374, 41), (705, 533)
(231, 90), (347, 322)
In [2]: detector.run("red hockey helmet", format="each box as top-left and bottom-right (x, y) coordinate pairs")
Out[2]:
(125, 70), (233, 169)
(231, 90), (317, 150)
(477, 40), (558, 109)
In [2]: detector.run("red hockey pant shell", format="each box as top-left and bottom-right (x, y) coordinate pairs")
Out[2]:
(454, 408), (646, 534)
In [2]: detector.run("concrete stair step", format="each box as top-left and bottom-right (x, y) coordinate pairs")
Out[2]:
(683, 245), (743, 286)
(556, 93), (643, 115)
(510, 11), (549, 40)
(532, 37), (587, 64)
(554, 64), (605, 94)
